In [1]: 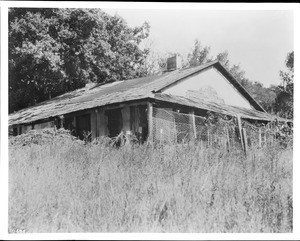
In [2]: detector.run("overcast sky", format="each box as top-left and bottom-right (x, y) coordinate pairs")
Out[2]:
(103, 8), (294, 87)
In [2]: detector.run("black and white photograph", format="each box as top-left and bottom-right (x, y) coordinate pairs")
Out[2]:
(0, 1), (299, 239)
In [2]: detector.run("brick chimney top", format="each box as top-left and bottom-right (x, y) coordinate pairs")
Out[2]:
(166, 55), (182, 71)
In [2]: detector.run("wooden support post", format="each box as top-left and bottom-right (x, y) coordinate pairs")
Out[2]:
(226, 127), (230, 151)
(16, 125), (20, 135)
(173, 117), (177, 143)
(258, 128), (262, 148)
(237, 115), (245, 152)
(189, 110), (197, 141)
(95, 109), (99, 138)
(59, 115), (64, 129)
(91, 110), (97, 140)
(242, 128), (248, 154)
(72, 116), (76, 127)
(207, 129), (210, 147)
(147, 102), (153, 143)
(98, 109), (107, 137)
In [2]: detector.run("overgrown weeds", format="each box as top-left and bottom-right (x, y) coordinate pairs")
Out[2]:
(8, 129), (293, 232)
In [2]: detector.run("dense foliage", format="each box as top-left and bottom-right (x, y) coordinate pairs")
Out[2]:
(9, 8), (150, 113)
(274, 52), (294, 119)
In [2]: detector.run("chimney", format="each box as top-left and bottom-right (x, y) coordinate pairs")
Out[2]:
(166, 55), (182, 71)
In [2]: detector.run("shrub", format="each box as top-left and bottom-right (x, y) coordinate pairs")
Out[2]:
(9, 128), (81, 146)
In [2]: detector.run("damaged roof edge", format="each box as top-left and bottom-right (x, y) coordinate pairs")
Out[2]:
(9, 94), (291, 127)
(214, 62), (266, 112)
(9, 97), (153, 126)
(151, 93), (292, 123)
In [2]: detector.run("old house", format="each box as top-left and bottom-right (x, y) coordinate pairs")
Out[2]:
(9, 57), (289, 144)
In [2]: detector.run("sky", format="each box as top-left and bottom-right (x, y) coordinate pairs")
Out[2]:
(103, 8), (294, 87)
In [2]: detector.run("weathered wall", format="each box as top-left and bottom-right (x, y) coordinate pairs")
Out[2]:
(130, 105), (148, 141)
(22, 125), (33, 134)
(34, 121), (55, 130)
(98, 109), (108, 137)
(162, 67), (253, 109)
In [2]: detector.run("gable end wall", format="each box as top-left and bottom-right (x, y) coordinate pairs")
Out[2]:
(161, 67), (255, 110)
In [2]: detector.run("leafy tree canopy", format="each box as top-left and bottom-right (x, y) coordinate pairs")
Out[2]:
(9, 8), (150, 113)
(216, 51), (277, 113)
(187, 39), (212, 67)
(274, 51), (294, 119)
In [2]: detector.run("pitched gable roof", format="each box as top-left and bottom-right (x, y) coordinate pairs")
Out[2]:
(9, 61), (267, 126)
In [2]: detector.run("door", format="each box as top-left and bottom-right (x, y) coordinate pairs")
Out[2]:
(105, 108), (123, 138)
(76, 114), (91, 140)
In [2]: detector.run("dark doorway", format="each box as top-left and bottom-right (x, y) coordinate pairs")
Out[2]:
(76, 114), (91, 140)
(63, 117), (76, 135)
(105, 108), (123, 138)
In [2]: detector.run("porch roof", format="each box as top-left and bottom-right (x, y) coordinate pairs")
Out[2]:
(152, 93), (291, 122)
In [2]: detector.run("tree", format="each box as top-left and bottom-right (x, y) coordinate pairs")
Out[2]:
(250, 82), (277, 113)
(274, 51), (294, 119)
(216, 51), (230, 69)
(216, 50), (277, 112)
(9, 8), (150, 113)
(187, 39), (212, 67)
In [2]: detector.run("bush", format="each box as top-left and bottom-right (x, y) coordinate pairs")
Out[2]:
(9, 128), (81, 146)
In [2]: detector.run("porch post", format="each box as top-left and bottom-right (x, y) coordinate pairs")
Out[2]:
(242, 128), (248, 153)
(59, 115), (64, 129)
(258, 128), (262, 148)
(98, 109), (107, 137)
(95, 109), (99, 138)
(237, 115), (245, 153)
(91, 110), (97, 140)
(189, 110), (197, 140)
(147, 102), (153, 143)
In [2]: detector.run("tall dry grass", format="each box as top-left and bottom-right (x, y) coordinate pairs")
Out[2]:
(9, 129), (293, 232)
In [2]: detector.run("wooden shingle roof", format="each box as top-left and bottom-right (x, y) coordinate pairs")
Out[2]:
(153, 93), (289, 122)
(9, 61), (282, 126)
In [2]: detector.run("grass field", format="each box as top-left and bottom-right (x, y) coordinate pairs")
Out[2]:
(8, 129), (293, 233)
